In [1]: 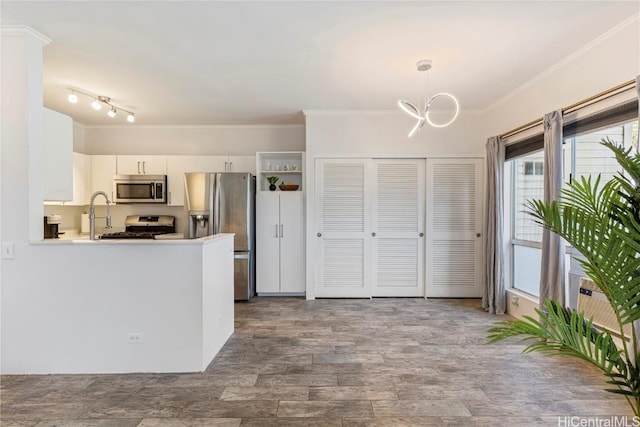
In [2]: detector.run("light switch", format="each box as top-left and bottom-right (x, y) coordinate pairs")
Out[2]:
(2, 242), (14, 259)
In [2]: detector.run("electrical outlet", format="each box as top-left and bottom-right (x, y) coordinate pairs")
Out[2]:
(2, 242), (14, 259)
(511, 296), (520, 307)
(127, 333), (144, 344)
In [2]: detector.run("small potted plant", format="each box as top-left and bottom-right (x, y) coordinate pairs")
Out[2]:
(266, 176), (279, 191)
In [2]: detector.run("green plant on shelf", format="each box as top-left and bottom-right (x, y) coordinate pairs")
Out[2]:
(266, 176), (279, 185)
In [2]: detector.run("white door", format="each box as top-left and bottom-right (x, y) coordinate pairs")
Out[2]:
(279, 192), (305, 293)
(256, 192), (281, 293)
(426, 158), (484, 298)
(315, 159), (371, 298)
(372, 159), (425, 297)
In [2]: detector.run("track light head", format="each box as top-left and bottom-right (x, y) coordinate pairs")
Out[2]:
(66, 88), (136, 123)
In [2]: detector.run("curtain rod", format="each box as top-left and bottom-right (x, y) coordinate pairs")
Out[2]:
(500, 79), (637, 139)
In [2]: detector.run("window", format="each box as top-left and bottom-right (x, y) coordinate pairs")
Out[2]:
(507, 117), (639, 298)
(523, 161), (543, 176)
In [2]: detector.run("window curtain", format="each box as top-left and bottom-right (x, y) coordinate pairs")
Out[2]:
(539, 110), (565, 307)
(635, 75), (640, 346)
(482, 136), (505, 314)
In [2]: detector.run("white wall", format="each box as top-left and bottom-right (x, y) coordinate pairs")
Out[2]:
(481, 15), (639, 138)
(81, 124), (305, 155)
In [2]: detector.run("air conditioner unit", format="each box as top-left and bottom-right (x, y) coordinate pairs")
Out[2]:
(577, 277), (631, 341)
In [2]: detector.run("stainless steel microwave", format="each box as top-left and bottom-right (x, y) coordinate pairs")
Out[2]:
(113, 175), (167, 204)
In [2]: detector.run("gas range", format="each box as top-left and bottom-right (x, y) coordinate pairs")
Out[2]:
(99, 215), (176, 240)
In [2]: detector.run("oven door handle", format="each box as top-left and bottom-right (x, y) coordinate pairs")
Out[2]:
(150, 182), (155, 199)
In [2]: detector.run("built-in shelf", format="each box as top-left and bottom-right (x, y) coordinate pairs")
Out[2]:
(256, 152), (305, 192)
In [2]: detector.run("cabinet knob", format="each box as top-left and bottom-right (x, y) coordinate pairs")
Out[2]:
(371, 232), (376, 237)
(419, 232), (424, 237)
(317, 232), (322, 237)
(476, 233), (481, 237)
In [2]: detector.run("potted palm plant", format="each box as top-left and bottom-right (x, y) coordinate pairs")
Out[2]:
(488, 138), (640, 415)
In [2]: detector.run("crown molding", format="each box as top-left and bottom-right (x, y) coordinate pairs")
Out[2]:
(483, 13), (639, 114)
(1, 25), (51, 45)
(82, 124), (305, 130)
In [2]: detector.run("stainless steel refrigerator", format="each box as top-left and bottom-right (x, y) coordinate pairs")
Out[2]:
(184, 172), (256, 301)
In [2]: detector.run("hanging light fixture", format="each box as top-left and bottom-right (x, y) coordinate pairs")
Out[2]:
(397, 59), (460, 137)
(66, 88), (136, 123)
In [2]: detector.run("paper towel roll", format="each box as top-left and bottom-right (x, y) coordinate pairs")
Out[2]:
(81, 213), (90, 234)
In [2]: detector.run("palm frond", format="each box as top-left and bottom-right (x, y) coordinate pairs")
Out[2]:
(487, 300), (622, 372)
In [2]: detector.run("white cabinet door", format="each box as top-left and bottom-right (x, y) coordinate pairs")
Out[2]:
(256, 191), (305, 294)
(90, 155), (117, 205)
(117, 155), (166, 175)
(209, 156), (229, 172)
(315, 159), (371, 298)
(43, 108), (73, 201)
(372, 159), (425, 297)
(426, 158), (484, 298)
(228, 155), (256, 174)
(279, 192), (305, 293)
(66, 152), (90, 205)
(256, 192), (281, 293)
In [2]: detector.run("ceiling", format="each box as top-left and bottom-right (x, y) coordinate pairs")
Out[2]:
(2, 1), (638, 126)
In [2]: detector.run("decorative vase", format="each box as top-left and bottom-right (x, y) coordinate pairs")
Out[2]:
(269, 183), (276, 191)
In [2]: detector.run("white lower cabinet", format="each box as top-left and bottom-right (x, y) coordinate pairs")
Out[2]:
(256, 191), (304, 294)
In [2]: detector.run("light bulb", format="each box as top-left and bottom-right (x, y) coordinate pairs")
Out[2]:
(126, 113), (135, 123)
(107, 107), (117, 118)
(91, 99), (102, 110)
(68, 92), (78, 104)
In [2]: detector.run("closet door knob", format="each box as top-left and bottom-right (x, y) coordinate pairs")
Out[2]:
(317, 232), (322, 237)
(419, 232), (424, 237)
(371, 232), (376, 237)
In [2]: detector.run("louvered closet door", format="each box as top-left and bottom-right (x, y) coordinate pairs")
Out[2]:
(315, 159), (372, 298)
(426, 158), (484, 298)
(372, 159), (425, 297)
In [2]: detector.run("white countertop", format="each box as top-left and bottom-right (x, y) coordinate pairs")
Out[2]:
(33, 232), (234, 245)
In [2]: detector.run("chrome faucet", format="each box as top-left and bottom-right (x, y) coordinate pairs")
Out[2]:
(89, 191), (112, 240)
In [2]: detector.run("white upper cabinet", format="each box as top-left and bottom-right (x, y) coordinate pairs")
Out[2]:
(43, 108), (73, 201)
(227, 155), (256, 174)
(66, 153), (91, 206)
(117, 155), (167, 175)
(166, 155), (256, 206)
(90, 155), (117, 205)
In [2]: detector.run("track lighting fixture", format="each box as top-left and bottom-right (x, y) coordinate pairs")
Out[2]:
(66, 88), (136, 123)
(397, 59), (460, 137)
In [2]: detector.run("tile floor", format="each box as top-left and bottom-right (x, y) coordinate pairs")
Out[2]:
(0, 297), (634, 426)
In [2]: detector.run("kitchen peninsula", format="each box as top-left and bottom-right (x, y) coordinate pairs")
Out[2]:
(3, 234), (235, 374)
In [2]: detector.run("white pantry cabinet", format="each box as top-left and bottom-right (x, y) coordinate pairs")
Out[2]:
(43, 108), (73, 201)
(90, 155), (117, 205)
(117, 155), (167, 175)
(256, 191), (304, 294)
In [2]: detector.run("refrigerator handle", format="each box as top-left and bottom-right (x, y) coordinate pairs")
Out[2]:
(214, 173), (222, 234)
(275, 224), (279, 238)
(280, 224), (284, 238)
